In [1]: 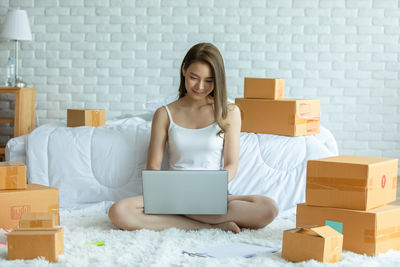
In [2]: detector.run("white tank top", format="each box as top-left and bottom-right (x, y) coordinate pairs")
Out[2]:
(164, 105), (224, 170)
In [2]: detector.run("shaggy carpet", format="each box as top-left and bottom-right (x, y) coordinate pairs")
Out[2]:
(1, 210), (400, 267)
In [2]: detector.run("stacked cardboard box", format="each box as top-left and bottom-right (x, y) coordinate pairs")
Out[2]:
(0, 162), (59, 230)
(235, 77), (320, 136)
(8, 212), (64, 262)
(67, 109), (106, 127)
(8, 228), (64, 262)
(19, 212), (58, 229)
(296, 155), (399, 256)
(0, 162), (62, 262)
(0, 162), (26, 190)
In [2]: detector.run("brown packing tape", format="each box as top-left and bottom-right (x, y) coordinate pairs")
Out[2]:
(7, 166), (18, 178)
(364, 225), (400, 243)
(6, 176), (17, 188)
(295, 115), (320, 121)
(0, 164), (26, 189)
(369, 178), (374, 186)
(331, 254), (339, 263)
(29, 220), (44, 228)
(307, 176), (367, 192)
(329, 238), (341, 253)
(375, 231), (400, 243)
(92, 111), (100, 126)
(289, 116), (320, 134)
(278, 87), (284, 98)
(306, 120), (319, 133)
(357, 174), (394, 189)
(293, 116), (320, 126)
(48, 204), (59, 213)
(48, 204), (59, 225)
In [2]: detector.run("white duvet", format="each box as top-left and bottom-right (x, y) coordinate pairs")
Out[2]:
(7, 113), (338, 214)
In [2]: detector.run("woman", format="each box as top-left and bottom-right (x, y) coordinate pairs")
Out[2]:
(109, 43), (278, 233)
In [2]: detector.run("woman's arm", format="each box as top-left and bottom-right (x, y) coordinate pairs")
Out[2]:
(146, 107), (169, 170)
(222, 104), (241, 183)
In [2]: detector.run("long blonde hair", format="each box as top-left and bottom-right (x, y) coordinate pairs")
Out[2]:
(179, 43), (228, 135)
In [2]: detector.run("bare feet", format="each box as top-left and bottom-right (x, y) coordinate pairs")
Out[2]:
(214, 221), (241, 233)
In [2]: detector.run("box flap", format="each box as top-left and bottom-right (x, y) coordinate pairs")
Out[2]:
(0, 162), (25, 167)
(311, 225), (342, 238)
(313, 155), (396, 165)
(11, 228), (61, 233)
(287, 225), (338, 238)
(297, 228), (321, 237)
(10, 228), (62, 235)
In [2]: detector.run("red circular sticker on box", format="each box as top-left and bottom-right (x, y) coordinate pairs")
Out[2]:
(381, 175), (386, 189)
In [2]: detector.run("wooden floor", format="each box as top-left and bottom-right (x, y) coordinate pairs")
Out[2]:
(393, 176), (400, 205)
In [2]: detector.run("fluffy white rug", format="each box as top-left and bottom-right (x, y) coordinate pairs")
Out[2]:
(1, 210), (400, 267)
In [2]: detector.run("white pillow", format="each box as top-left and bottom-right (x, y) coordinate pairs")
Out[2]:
(143, 93), (179, 112)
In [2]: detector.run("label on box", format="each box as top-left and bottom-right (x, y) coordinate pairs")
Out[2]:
(381, 175), (386, 189)
(325, 220), (343, 234)
(306, 119), (319, 133)
(92, 111), (101, 126)
(299, 103), (311, 117)
(11, 205), (31, 220)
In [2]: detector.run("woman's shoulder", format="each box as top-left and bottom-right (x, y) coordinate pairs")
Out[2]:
(226, 103), (240, 118)
(223, 103), (241, 129)
(155, 99), (178, 115)
(153, 105), (170, 125)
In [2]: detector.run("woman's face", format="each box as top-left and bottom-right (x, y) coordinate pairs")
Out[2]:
(182, 61), (215, 100)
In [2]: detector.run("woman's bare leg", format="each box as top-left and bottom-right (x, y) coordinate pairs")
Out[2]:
(108, 196), (240, 233)
(185, 195), (279, 229)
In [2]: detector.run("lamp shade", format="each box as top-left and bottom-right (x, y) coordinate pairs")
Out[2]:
(0, 9), (32, 41)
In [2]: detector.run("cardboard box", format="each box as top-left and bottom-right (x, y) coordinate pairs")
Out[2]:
(297, 203), (400, 256)
(306, 156), (398, 210)
(282, 225), (343, 263)
(67, 109), (106, 127)
(235, 98), (320, 136)
(19, 212), (58, 229)
(0, 162), (27, 190)
(0, 184), (59, 230)
(244, 77), (285, 99)
(8, 228), (64, 262)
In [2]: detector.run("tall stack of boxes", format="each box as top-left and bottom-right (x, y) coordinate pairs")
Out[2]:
(235, 77), (320, 136)
(297, 155), (400, 256)
(0, 161), (62, 262)
(0, 161), (59, 230)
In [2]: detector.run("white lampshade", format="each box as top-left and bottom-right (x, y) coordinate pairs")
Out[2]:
(0, 9), (32, 41)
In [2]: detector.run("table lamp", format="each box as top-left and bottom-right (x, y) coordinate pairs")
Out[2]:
(0, 9), (32, 88)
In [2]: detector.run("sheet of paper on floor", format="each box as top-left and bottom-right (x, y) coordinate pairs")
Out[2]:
(182, 242), (278, 258)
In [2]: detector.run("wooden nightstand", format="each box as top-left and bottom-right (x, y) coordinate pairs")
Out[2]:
(0, 87), (36, 160)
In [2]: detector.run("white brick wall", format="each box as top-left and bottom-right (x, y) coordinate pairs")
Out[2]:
(0, 0), (399, 168)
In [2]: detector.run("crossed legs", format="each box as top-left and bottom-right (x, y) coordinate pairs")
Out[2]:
(108, 195), (278, 233)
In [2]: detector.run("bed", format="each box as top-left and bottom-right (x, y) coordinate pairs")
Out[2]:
(5, 107), (338, 215)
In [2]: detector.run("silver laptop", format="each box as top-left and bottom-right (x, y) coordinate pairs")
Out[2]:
(142, 170), (228, 215)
